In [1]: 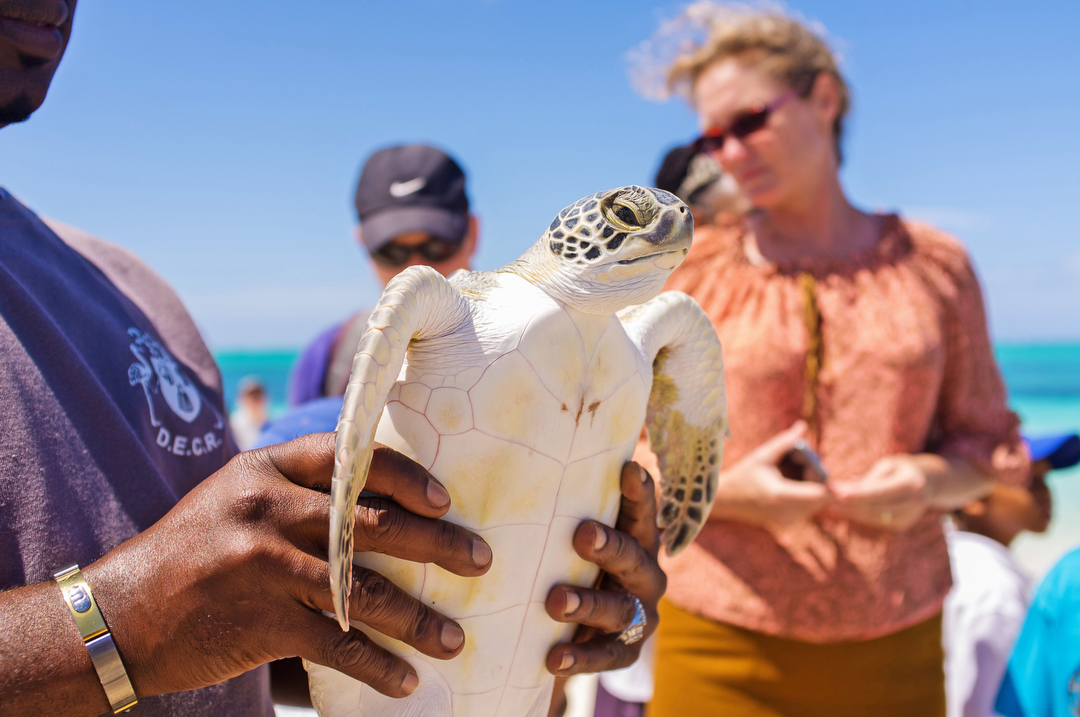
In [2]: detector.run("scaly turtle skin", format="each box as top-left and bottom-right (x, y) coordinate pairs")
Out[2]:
(311, 186), (728, 717)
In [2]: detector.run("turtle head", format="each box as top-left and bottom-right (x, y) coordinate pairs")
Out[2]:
(509, 185), (693, 314)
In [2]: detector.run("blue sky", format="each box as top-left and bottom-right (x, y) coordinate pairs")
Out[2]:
(2, 0), (1078, 348)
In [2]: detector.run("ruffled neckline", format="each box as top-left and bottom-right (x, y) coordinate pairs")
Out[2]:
(728, 212), (913, 278)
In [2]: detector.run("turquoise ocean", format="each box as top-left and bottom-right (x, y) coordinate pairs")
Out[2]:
(216, 343), (1080, 579)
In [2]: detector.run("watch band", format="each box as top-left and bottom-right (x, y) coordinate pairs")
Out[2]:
(54, 564), (138, 714)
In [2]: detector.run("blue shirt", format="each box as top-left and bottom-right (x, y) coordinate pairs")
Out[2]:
(996, 547), (1080, 716)
(253, 395), (344, 449)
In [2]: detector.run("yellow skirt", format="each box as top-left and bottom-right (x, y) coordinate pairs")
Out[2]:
(650, 600), (945, 717)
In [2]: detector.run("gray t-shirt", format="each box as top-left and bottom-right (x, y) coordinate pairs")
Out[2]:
(0, 190), (273, 716)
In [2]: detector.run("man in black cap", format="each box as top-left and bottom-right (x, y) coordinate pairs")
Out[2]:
(289, 144), (479, 406)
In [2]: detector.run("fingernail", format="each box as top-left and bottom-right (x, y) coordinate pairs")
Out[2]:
(563, 589), (581, 616)
(472, 537), (492, 567)
(401, 671), (419, 694)
(594, 526), (608, 552)
(441, 623), (465, 651)
(427, 481), (451, 507)
(559, 652), (576, 671)
(639, 465), (650, 484)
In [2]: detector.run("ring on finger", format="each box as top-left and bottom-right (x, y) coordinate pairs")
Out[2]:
(615, 596), (647, 645)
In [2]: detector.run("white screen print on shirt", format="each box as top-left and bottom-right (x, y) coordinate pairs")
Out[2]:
(127, 327), (226, 458)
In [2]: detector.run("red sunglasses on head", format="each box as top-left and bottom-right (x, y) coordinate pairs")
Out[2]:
(692, 89), (798, 154)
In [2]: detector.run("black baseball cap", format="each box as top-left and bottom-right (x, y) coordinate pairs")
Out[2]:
(654, 143), (723, 205)
(353, 144), (470, 252)
(654, 144), (698, 196)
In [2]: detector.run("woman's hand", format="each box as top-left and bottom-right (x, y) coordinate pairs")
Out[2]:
(828, 454), (930, 530)
(709, 421), (833, 531)
(544, 462), (666, 677)
(830, 453), (994, 530)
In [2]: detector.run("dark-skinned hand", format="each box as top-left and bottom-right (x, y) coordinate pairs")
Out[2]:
(544, 462), (666, 679)
(2, 432), (492, 716)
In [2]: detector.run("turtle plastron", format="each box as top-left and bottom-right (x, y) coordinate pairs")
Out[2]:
(314, 186), (728, 717)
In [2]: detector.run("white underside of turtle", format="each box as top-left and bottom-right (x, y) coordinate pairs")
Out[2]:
(310, 186), (728, 717)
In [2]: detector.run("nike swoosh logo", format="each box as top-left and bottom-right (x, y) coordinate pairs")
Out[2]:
(389, 178), (426, 197)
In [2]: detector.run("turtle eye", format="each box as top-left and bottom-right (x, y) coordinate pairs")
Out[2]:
(614, 203), (640, 227)
(604, 199), (644, 231)
(601, 188), (655, 232)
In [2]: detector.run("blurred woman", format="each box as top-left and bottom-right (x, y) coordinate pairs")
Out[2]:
(633, 5), (1028, 716)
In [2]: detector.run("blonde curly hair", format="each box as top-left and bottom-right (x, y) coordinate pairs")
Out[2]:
(630, 2), (850, 161)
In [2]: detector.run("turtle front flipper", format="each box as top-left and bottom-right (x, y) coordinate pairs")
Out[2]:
(619, 291), (728, 555)
(330, 265), (471, 631)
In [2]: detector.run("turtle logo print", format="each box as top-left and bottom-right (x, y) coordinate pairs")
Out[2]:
(127, 328), (225, 458)
(127, 328), (201, 424)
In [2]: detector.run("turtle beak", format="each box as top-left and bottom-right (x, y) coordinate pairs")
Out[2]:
(652, 249), (688, 270)
(612, 205), (693, 268)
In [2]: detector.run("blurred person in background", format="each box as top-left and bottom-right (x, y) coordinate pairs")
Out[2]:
(287, 144), (478, 407)
(229, 375), (270, 450)
(944, 432), (1080, 717)
(631, 5), (1027, 715)
(653, 142), (748, 225)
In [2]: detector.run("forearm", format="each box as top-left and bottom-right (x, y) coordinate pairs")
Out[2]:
(913, 454), (994, 510)
(0, 579), (114, 717)
(707, 475), (767, 525)
(706, 473), (834, 531)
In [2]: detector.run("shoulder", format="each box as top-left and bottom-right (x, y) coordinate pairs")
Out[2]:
(451, 268), (502, 298)
(1032, 548), (1080, 614)
(42, 218), (222, 393)
(896, 217), (979, 280)
(889, 217), (989, 311)
(43, 217), (176, 307)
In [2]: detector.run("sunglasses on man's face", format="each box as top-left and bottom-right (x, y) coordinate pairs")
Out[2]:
(692, 90), (797, 155)
(370, 236), (464, 267)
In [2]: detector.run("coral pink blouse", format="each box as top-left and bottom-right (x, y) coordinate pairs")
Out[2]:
(651, 215), (1026, 643)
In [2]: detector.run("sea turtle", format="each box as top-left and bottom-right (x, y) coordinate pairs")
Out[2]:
(310, 185), (728, 717)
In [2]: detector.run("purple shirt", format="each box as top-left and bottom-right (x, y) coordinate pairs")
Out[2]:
(288, 311), (370, 407)
(0, 190), (273, 716)
(288, 322), (340, 407)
